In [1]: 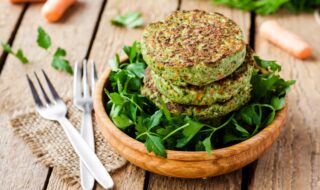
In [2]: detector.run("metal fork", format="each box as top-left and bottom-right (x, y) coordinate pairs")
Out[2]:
(73, 60), (97, 190)
(26, 70), (113, 189)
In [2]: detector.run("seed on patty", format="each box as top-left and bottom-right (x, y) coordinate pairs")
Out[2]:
(142, 72), (252, 120)
(141, 10), (246, 86)
(150, 46), (255, 106)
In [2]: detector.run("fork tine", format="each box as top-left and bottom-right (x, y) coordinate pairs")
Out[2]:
(83, 59), (90, 98)
(74, 61), (82, 99)
(26, 75), (43, 107)
(34, 72), (51, 104)
(42, 70), (61, 101)
(91, 60), (97, 95)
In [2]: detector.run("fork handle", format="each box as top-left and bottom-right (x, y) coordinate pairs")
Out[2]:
(58, 117), (114, 189)
(80, 110), (95, 190)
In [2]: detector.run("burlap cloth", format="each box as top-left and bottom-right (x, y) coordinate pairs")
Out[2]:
(9, 100), (127, 187)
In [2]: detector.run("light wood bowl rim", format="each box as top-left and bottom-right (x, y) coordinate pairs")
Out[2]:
(94, 60), (288, 161)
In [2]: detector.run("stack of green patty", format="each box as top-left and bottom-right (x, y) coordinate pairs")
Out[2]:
(141, 10), (255, 120)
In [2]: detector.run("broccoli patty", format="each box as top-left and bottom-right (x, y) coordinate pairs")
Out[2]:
(141, 10), (246, 86)
(141, 75), (252, 120)
(150, 46), (254, 105)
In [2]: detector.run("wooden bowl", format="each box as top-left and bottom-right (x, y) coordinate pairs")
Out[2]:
(94, 64), (288, 178)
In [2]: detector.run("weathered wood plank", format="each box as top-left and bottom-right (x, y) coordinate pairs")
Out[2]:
(148, 171), (241, 190)
(0, 119), (49, 190)
(87, 0), (178, 189)
(0, 0), (105, 189)
(0, 1), (24, 59)
(249, 13), (320, 190)
(145, 1), (251, 189)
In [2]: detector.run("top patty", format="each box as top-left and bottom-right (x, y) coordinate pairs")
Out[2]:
(141, 10), (246, 86)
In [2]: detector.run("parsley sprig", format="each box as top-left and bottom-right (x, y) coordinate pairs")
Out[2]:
(0, 27), (73, 75)
(37, 27), (73, 74)
(105, 41), (295, 157)
(1, 42), (29, 64)
(111, 11), (144, 28)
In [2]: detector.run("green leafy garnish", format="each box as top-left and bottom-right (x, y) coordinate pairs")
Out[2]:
(111, 11), (144, 28)
(105, 41), (295, 157)
(36, 27), (73, 75)
(37, 26), (52, 50)
(212, 0), (320, 15)
(51, 47), (73, 75)
(1, 42), (29, 64)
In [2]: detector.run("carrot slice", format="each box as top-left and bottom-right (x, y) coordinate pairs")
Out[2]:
(259, 20), (312, 59)
(41, 0), (76, 22)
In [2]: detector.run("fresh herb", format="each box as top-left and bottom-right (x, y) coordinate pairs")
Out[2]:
(36, 27), (73, 75)
(105, 41), (295, 157)
(1, 42), (29, 64)
(51, 47), (73, 74)
(111, 11), (144, 28)
(212, 0), (320, 15)
(37, 27), (51, 50)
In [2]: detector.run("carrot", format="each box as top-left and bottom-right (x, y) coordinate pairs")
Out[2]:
(9, 0), (45, 3)
(41, 0), (76, 22)
(259, 20), (312, 59)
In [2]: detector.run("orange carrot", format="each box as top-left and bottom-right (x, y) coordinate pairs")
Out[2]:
(41, 0), (76, 23)
(259, 20), (312, 59)
(9, 0), (45, 3)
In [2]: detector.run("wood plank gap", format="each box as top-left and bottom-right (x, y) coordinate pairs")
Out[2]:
(177, 0), (182, 10)
(85, 0), (108, 59)
(0, 3), (29, 74)
(241, 160), (258, 190)
(42, 168), (53, 190)
(143, 171), (150, 190)
(249, 11), (256, 49)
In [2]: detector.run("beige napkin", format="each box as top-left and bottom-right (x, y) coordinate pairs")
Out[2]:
(10, 100), (127, 187)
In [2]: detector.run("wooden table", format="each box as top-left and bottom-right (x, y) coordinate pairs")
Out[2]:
(0, 0), (319, 189)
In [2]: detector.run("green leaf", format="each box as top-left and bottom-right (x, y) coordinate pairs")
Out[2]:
(202, 133), (213, 155)
(145, 134), (166, 157)
(1, 43), (29, 64)
(1, 42), (13, 53)
(108, 54), (120, 71)
(232, 119), (250, 138)
(239, 105), (261, 126)
(51, 47), (73, 74)
(223, 134), (247, 145)
(254, 56), (281, 72)
(111, 12), (144, 28)
(112, 114), (133, 130)
(176, 118), (206, 148)
(271, 96), (286, 110)
(37, 27), (51, 50)
(54, 47), (67, 57)
(126, 62), (145, 78)
(108, 92), (126, 105)
(51, 56), (73, 74)
(147, 110), (163, 130)
(15, 49), (29, 64)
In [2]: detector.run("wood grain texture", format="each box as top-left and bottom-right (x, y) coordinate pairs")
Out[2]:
(88, 0), (178, 189)
(148, 171), (241, 190)
(249, 13), (320, 190)
(0, 119), (49, 190)
(0, 1), (24, 57)
(0, 0), (105, 190)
